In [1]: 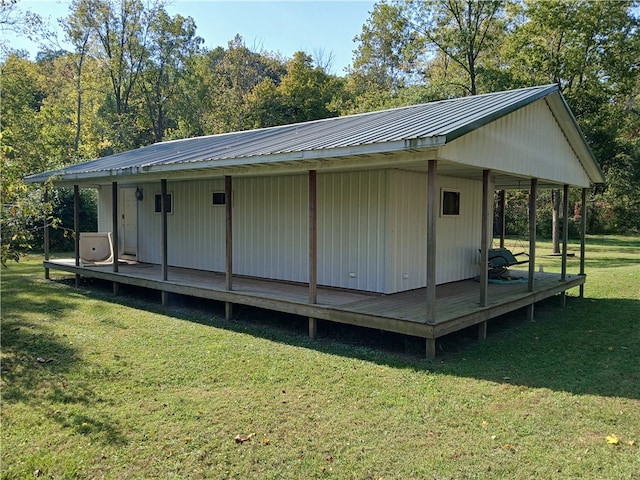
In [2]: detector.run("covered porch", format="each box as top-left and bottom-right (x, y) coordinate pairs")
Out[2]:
(43, 258), (585, 359)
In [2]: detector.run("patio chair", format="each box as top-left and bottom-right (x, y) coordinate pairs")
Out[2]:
(486, 248), (529, 280)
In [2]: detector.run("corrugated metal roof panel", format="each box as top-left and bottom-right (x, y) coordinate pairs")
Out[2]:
(27, 84), (601, 184)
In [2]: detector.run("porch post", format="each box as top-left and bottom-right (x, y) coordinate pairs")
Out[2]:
(499, 189), (506, 249)
(480, 170), (491, 308)
(74, 184), (80, 287)
(426, 159), (437, 324)
(527, 178), (538, 321)
(560, 184), (569, 306)
(225, 175), (233, 320)
(579, 187), (587, 298)
(44, 187), (50, 280)
(308, 170), (318, 339)
(161, 178), (168, 306)
(112, 182), (119, 295)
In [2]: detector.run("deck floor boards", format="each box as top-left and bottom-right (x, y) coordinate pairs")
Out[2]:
(45, 259), (584, 348)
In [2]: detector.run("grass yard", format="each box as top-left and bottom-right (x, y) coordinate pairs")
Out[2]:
(1, 235), (639, 479)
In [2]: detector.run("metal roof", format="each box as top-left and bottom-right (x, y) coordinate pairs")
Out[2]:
(25, 84), (603, 184)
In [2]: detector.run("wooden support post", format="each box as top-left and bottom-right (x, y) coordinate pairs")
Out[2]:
(111, 182), (119, 295)
(161, 179), (168, 305)
(527, 178), (538, 321)
(225, 175), (233, 320)
(426, 338), (436, 361)
(561, 184), (569, 282)
(480, 170), (491, 307)
(561, 184), (569, 307)
(74, 184), (80, 287)
(527, 178), (537, 294)
(308, 318), (317, 340)
(579, 188), (587, 298)
(44, 187), (50, 280)
(426, 160), (437, 322)
(308, 170), (318, 338)
(526, 303), (535, 321)
(112, 182), (119, 273)
(478, 321), (487, 340)
(499, 189), (506, 249)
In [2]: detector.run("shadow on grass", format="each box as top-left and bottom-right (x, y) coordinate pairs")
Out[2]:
(1, 270), (128, 446)
(49, 275), (640, 401)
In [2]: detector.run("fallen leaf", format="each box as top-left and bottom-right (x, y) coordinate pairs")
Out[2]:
(234, 433), (255, 444)
(627, 440), (635, 446)
(184, 436), (192, 442)
(606, 434), (620, 445)
(262, 438), (270, 445)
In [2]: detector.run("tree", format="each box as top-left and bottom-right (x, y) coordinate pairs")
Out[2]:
(139, 8), (202, 142)
(0, 54), (56, 265)
(406, 0), (505, 96)
(66, 0), (156, 150)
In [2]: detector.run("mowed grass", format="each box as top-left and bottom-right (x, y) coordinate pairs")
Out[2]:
(2, 236), (639, 479)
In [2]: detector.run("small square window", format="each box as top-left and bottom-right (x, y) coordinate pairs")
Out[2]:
(212, 192), (226, 206)
(441, 189), (460, 216)
(154, 193), (172, 213)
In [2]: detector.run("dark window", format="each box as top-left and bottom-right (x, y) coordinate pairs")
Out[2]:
(212, 192), (226, 205)
(441, 190), (460, 216)
(154, 193), (172, 213)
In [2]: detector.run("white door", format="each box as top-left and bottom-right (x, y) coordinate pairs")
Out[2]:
(120, 187), (138, 258)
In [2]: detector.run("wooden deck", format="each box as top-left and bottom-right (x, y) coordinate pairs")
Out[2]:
(44, 259), (585, 358)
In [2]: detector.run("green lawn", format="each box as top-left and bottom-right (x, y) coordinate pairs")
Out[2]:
(2, 236), (639, 479)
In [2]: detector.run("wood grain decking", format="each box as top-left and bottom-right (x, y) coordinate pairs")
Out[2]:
(44, 259), (585, 358)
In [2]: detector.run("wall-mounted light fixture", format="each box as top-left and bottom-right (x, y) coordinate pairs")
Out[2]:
(135, 187), (143, 201)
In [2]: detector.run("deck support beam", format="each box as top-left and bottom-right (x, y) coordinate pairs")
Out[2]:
(426, 160), (437, 323)
(161, 179), (168, 306)
(112, 182), (119, 295)
(74, 184), (80, 287)
(480, 170), (492, 307)
(44, 187), (50, 280)
(527, 178), (538, 320)
(225, 175), (233, 320)
(579, 188), (587, 298)
(308, 170), (318, 338)
(561, 184), (569, 306)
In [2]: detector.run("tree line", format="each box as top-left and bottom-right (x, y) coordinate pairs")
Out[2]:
(1, 0), (638, 265)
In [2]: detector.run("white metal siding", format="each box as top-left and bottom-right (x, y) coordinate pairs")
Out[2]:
(440, 101), (592, 187)
(234, 175), (309, 282)
(385, 169), (427, 293)
(384, 171), (483, 293)
(96, 170), (483, 293)
(435, 176), (484, 284)
(136, 179), (226, 270)
(317, 171), (387, 292)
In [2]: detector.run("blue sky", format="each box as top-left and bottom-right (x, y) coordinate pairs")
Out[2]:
(7, 0), (376, 75)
